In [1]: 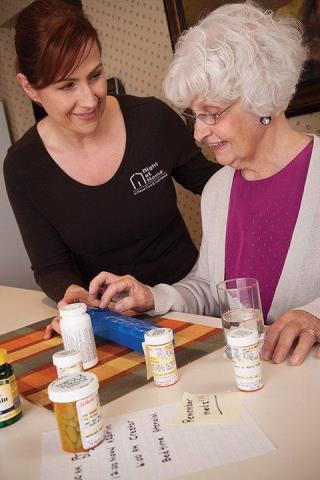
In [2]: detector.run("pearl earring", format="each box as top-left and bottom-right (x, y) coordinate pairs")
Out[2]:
(260, 116), (271, 125)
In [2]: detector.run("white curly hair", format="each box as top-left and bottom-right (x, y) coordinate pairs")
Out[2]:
(163, 2), (308, 116)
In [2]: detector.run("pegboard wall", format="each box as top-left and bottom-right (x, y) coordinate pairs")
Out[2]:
(0, 0), (35, 142)
(0, 0), (320, 250)
(83, 0), (172, 97)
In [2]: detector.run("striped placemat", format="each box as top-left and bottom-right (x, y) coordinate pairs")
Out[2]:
(0, 316), (224, 410)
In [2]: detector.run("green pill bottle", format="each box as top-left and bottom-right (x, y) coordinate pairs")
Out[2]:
(0, 348), (22, 427)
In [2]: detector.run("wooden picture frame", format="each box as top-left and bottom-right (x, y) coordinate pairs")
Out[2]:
(163, 0), (320, 117)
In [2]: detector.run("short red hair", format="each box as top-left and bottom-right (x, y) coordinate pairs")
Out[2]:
(15, 0), (101, 88)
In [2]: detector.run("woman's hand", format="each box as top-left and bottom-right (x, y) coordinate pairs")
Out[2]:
(89, 272), (154, 313)
(262, 310), (320, 365)
(57, 284), (100, 309)
(43, 284), (100, 339)
(44, 315), (62, 340)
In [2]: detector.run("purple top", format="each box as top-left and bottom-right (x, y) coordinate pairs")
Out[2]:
(225, 140), (313, 320)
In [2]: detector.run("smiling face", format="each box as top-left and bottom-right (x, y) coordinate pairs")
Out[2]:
(23, 41), (107, 137)
(190, 97), (267, 170)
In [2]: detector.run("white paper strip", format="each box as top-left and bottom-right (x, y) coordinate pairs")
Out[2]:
(41, 402), (275, 480)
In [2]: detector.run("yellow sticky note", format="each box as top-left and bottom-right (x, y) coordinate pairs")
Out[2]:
(172, 391), (243, 425)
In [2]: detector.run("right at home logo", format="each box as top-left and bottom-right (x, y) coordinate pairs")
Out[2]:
(130, 162), (168, 195)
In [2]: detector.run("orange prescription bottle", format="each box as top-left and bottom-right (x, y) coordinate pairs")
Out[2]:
(48, 372), (104, 452)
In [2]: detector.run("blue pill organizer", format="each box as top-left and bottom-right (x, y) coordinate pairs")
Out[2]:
(87, 307), (160, 353)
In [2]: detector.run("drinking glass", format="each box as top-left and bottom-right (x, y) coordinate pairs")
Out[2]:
(216, 278), (265, 358)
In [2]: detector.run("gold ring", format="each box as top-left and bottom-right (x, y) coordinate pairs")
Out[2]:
(301, 328), (318, 342)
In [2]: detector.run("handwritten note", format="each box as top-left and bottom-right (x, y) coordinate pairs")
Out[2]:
(41, 402), (275, 480)
(172, 391), (243, 425)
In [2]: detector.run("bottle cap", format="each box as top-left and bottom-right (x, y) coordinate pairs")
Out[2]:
(59, 303), (87, 317)
(227, 328), (259, 347)
(144, 328), (173, 345)
(48, 372), (99, 403)
(52, 349), (82, 368)
(0, 348), (7, 365)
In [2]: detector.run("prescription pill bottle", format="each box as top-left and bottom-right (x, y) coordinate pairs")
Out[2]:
(228, 328), (264, 392)
(144, 328), (178, 387)
(53, 349), (83, 378)
(0, 348), (22, 428)
(48, 372), (105, 453)
(59, 303), (98, 369)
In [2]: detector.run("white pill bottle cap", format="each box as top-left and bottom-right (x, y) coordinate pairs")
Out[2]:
(227, 328), (259, 347)
(59, 303), (87, 317)
(52, 349), (82, 368)
(144, 328), (173, 345)
(48, 372), (99, 403)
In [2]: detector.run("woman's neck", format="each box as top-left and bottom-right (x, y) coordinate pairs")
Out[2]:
(241, 114), (312, 181)
(38, 96), (118, 153)
(35, 96), (126, 186)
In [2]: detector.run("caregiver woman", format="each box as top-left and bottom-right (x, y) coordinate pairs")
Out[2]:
(3, 0), (219, 320)
(89, 3), (320, 366)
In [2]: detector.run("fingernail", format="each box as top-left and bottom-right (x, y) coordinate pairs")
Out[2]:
(273, 355), (283, 364)
(262, 350), (271, 360)
(114, 304), (121, 312)
(290, 354), (301, 365)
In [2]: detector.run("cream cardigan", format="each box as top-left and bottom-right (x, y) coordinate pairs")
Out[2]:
(151, 135), (320, 324)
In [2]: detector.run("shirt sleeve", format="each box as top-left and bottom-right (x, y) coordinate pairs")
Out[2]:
(158, 101), (221, 194)
(146, 181), (220, 317)
(293, 300), (320, 319)
(3, 158), (85, 302)
(148, 234), (219, 316)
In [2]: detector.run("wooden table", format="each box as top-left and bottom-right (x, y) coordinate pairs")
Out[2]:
(0, 285), (319, 479)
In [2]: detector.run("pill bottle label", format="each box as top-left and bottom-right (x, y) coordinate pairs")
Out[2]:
(76, 393), (104, 449)
(57, 363), (83, 379)
(62, 328), (97, 369)
(147, 342), (178, 387)
(230, 344), (264, 391)
(0, 375), (22, 422)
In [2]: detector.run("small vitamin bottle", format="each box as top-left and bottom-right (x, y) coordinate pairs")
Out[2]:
(53, 349), (83, 378)
(0, 348), (22, 428)
(227, 328), (264, 392)
(48, 372), (105, 453)
(144, 328), (178, 387)
(59, 303), (98, 370)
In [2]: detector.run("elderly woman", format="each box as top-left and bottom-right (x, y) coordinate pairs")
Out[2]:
(89, 3), (320, 366)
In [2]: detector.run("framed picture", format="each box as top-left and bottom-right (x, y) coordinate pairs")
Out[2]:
(163, 0), (320, 117)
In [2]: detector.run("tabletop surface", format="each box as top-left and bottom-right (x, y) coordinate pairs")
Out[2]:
(0, 285), (319, 480)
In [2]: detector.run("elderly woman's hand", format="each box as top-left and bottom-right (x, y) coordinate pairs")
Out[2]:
(43, 284), (100, 339)
(89, 272), (154, 313)
(262, 310), (320, 365)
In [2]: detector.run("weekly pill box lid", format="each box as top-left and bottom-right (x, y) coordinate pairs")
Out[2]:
(227, 328), (259, 347)
(52, 349), (82, 368)
(59, 303), (87, 317)
(48, 372), (98, 403)
(144, 327), (173, 345)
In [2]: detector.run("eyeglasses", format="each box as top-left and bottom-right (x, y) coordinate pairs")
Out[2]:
(182, 104), (233, 125)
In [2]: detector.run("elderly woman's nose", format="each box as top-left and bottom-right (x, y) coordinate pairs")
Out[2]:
(193, 119), (212, 143)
